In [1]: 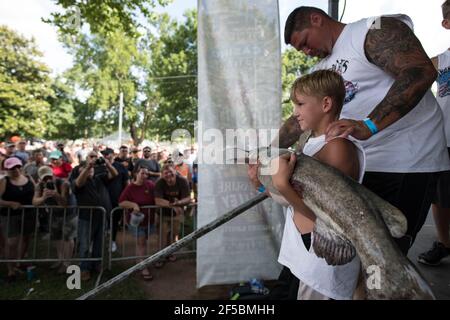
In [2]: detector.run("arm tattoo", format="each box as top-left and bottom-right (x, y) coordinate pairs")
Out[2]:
(364, 17), (437, 126)
(271, 115), (302, 148)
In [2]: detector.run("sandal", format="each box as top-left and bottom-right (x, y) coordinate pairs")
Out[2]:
(141, 269), (153, 281)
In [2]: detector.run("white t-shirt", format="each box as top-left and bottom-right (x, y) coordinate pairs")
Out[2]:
(312, 14), (450, 173)
(278, 135), (365, 300)
(437, 50), (450, 147)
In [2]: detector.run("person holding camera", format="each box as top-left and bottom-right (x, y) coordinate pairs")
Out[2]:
(72, 151), (118, 281)
(101, 147), (129, 253)
(32, 166), (77, 274)
(55, 142), (73, 164)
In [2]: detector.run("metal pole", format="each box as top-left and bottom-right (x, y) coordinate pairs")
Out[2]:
(77, 193), (268, 300)
(328, 0), (339, 20)
(118, 91), (124, 147)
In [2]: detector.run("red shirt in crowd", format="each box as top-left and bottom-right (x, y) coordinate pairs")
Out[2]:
(119, 180), (155, 226)
(50, 162), (72, 179)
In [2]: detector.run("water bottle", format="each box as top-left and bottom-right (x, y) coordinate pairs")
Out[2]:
(26, 266), (36, 281)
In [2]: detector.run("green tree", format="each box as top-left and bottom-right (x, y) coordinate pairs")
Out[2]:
(45, 0), (173, 36)
(281, 48), (318, 120)
(0, 25), (54, 140)
(144, 10), (197, 141)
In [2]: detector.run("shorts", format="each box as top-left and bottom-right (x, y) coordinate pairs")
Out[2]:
(297, 279), (332, 300)
(50, 214), (78, 241)
(430, 148), (450, 208)
(0, 212), (37, 238)
(128, 224), (156, 238)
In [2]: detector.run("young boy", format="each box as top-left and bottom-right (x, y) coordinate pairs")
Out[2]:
(418, 0), (450, 265)
(272, 70), (366, 300)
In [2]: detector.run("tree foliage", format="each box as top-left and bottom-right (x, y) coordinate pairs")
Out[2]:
(0, 25), (54, 140)
(45, 0), (173, 37)
(281, 48), (318, 120)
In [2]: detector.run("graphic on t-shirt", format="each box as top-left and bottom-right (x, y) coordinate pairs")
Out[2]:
(328, 59), (359, 104)
(438, 67), (450, 98)
(344, 80), (359, 104)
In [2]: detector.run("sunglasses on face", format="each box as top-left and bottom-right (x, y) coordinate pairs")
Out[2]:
(89, 155), (98, 159)
(8, 165), (22, 171)
(143, 150), (151, 152)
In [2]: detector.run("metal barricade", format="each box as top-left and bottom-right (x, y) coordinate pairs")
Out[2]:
(0, 205), (107, 271)
(108, 204), (197, 270)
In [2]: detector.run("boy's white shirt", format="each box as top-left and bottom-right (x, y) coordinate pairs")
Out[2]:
(277, 134), (366, 300)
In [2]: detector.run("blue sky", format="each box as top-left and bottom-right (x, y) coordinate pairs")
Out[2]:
(0, 0), (449, 75)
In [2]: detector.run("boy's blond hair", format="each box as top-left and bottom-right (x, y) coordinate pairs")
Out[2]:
(290, 69), (346, 115)
(443, 0), (450, 19)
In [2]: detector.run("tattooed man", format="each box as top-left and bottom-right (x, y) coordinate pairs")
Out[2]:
(280, 6), (450, 255)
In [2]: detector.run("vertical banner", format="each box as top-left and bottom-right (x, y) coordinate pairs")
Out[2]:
(197, 0), (285, 287)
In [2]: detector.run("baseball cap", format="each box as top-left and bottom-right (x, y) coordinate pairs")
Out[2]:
(49, 150), (63, 159)
(38, 166), (53, 180)
(6, 142), (15, 148)
(101, 148), (114, 156)
(3, 157), (23, 169)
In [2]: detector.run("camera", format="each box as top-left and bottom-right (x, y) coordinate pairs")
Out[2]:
(95, 157), (106, 166)
(40, 180), (55, 191)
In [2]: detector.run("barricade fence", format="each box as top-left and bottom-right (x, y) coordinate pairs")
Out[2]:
(0, 204), (197, 273)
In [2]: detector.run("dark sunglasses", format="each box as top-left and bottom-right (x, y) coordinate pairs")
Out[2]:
(8, 165), (22, 171)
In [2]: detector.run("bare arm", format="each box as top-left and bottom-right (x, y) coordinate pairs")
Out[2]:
(119, 200), (140, 212)
(365, 17), (437, 129)
(431, 56), (438, 71)
(155, 197), (171, 207)
(75, 166), (92, 188)
(326, 17), (437, 140)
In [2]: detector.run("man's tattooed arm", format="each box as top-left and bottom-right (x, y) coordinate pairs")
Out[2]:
(271, 115), (303, 148)
(364, 17), (437, 130)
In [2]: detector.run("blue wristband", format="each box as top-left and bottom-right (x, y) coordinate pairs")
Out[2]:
(258, 185), (266, 193)
(363, 118), (379, 135)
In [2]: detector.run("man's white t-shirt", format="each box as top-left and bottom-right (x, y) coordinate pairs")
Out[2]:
(312, 14), (450, 173)
(278, 135), (365, 300)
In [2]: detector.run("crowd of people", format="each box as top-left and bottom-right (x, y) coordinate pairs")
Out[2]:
(0, 140), (198, 282)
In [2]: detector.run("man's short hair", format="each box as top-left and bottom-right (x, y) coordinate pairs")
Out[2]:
(284, 6), (330, 45)
(290, 69), (346, 114)
(161, 163), (175, 173)
(443, 0), (450, 19)
(32, 148), (43, 156)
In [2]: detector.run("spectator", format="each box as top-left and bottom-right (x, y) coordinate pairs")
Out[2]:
(119, 167), (156, 280)
(42, 141), (53, 160)
(154, 164), (191, 266)
(101, 147), (129, 253)
(0, 157), (36, 282)
(72, 151), (118, 281)
(49, 151), (72, 179)
(115, 145), (134, 176)
(173, 151), (192, 187)
(130, 146), (141, 166)
(14, 141), (30, 164)
(23, 149), (46, 184)
(5, 142), (15, 158)
(55, 142), (73, 164)
(135, 146), (161, 182)
(75, 142), (89, 164)
(32, 166), (77, 274)
(157, 149), (169, 167)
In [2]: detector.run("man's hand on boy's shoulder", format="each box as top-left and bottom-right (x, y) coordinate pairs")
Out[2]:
(325, 119), (372, 142)
(316, 138), (360, 181)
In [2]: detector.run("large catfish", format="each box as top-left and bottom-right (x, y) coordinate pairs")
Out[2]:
(251, 147), (434, 300)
